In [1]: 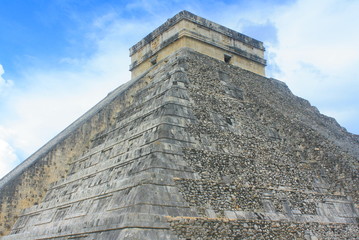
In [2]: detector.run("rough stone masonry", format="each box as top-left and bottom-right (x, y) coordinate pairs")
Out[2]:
(0, 10), (358, 239)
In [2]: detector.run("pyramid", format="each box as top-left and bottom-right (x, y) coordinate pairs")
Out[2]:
(0, 10), (358, 239)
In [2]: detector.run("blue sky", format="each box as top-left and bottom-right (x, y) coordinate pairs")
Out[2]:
(1, 0), (358, 178)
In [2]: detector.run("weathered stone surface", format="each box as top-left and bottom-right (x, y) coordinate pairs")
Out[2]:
(0, 11), (358, 240)
(168, 217), (359, 240)
(167, 49), (358, 239)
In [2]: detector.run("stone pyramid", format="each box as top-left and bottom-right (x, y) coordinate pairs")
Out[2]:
(0, 10), (358, 239)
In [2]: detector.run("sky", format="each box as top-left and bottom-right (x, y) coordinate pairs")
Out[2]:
(0, 0), (358, 178)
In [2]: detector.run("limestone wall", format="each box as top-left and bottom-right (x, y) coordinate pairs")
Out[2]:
(0, 72), (152, 236)
(0, 49), (198, 239)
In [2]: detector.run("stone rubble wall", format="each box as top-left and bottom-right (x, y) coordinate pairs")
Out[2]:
(168, 49), (358, 239)
(175, 178), (356, 218)
(168, 217), (359, 240)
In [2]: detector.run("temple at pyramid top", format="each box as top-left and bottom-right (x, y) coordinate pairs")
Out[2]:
(129, 10), (267, 78)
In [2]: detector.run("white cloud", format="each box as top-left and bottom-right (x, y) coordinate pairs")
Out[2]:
(0, 64), (14, 97)
(270, 0), (359, 83)
(0, 140), (18, 178)
(0, 127), (19, 179)
(0, 10), (168, 178)
(0, 16), (138, 175)
(267, 0), (359, 133)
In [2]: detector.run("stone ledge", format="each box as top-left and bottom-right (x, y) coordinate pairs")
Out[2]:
(130, 10), (265, 55)
(129, 28), (267, 72)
